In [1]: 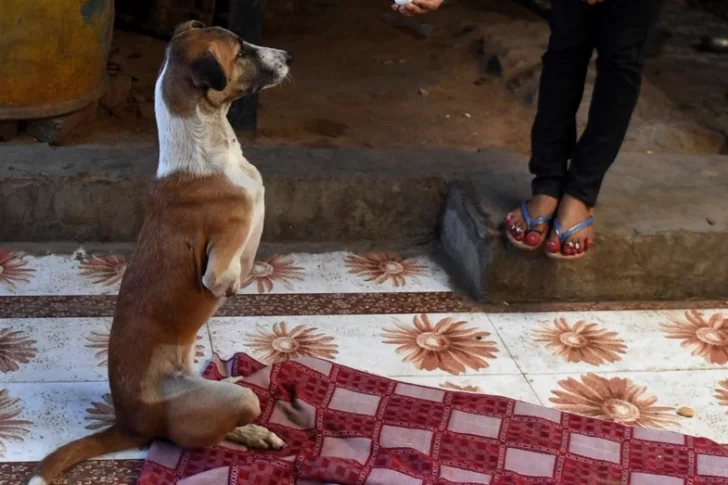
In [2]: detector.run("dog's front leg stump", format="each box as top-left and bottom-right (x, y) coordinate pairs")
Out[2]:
(228, 0), (268, 135)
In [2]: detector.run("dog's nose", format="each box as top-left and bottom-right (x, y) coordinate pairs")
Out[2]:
(284, 52), (294, 66)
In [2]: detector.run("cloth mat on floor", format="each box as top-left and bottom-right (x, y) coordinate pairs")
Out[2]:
(138, 354), (728, 484)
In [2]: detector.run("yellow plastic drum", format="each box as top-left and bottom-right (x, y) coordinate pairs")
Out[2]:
(0, 0), (114, 119)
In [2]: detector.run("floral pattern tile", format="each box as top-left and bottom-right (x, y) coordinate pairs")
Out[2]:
(661, 309), (728, 365)
(0, 318), (111, 382)
(344, 252), (427, 288)
(0, 250), (36, 293)
(0, 382), (145, 461)
(1, 246), (728, 469)
(86, 324), (112, 367)
(0, 250), (124, 296)
(399, 374), (541, 405)
(0, 327), (38, 373)
(381, 314), (500, 375)
(0, 318), (212, 382)
(548, 373), (679, 429)
(245, 321), (339, 363)
(531, 317), (627, 366)
(209, 313), (520, 377)
(241, 255), (305, 293)
(0, 388), (32, 458)
(490, 310), (728, 374)
(79, 255), (127, 287)
(716, 379), (728, 408)
(0, 249), (453, 295)
(238, 252), (451, 294)
(527, 370), (728, 445)
(84, 393), (115, 431)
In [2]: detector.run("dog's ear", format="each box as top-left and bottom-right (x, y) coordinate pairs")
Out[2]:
(190, 51), (228, 92)
(173, 20), (206, 37)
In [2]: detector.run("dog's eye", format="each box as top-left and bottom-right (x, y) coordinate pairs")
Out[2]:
(238, 50), (246, 59)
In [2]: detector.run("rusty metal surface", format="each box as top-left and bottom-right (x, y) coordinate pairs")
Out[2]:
(0, 0), (114, 120)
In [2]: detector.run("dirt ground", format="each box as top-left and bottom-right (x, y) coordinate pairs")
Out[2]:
(17, 0), (728, 154)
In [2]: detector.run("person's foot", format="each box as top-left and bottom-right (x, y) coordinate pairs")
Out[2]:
(505, 195), (559, 248)
(546, 195), (595, 257)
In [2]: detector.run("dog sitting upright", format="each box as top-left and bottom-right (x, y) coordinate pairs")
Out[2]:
(28, 21), (293, 485)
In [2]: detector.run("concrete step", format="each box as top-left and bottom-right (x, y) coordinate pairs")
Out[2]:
(0, 143), (453, 244)
(2, 143), (727, 302)
(440, 152), (728, 303)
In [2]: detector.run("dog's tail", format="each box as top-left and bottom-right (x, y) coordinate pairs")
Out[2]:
(26, 425), (145, 485)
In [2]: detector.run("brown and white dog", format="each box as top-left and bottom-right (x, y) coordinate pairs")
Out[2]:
(28, 21), (293, 485)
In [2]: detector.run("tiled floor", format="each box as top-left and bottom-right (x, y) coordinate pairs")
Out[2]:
(1, 247), (727, 480)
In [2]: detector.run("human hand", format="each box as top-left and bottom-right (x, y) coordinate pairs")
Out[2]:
(391, 0), (444, 17)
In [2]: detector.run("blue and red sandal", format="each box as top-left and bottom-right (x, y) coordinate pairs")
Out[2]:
(545, 217), (595, 260)
(505, 201), (554, 251)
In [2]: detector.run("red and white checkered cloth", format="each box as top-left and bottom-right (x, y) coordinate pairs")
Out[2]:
(138, 354), (728, 484)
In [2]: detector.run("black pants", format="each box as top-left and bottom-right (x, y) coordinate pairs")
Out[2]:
(529, 0), (663, 207)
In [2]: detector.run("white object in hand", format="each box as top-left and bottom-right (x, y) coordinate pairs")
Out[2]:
(394, 0), (412, 5)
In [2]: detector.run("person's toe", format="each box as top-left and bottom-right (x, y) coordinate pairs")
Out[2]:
(505, 211), (525, 239)
(545, 236), (560, 254)
(561, 235), (591, 256)
(525, 231), (542, 247)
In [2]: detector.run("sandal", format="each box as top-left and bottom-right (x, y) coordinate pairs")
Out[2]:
(545, 217), (594, 260)
(505, 201), (554, 251)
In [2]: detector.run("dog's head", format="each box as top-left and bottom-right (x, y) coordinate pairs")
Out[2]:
(159, 21), (292, 116)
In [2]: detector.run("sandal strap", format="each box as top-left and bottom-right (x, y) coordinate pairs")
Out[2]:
(553, 217), (594, 243)
(520, 201), (553, 231)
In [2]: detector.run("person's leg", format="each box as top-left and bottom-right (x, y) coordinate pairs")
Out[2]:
(507, 0), (597, 247)
(548, 0), (663, 257)
(530, 0), (598, 199)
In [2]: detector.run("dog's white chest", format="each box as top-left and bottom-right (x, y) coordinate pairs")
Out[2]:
(223, 159), (263, 195)
(221, 136), (263, 195)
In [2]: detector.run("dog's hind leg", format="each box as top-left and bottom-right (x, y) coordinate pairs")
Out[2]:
(161, 374), (283, 449)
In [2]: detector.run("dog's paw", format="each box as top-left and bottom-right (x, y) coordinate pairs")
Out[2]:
(221, 376), (244, 384)
(226, 424), (285, 449)
(203, 264), (241, 298)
